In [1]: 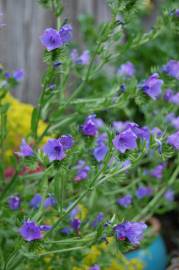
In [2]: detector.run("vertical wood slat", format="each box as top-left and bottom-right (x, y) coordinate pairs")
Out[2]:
(0, 0), (54, 104)
(0, 0), (109, 104)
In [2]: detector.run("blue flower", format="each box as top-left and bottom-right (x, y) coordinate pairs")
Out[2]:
(136, 186), (153, 199)
(117, 194), (132, 208)
(13, 69), (25, 81)
(40, 28), (63, 51)
(81, 115), (98, 137)
(71, 49), (90, 65)
(19, 220), (42, 242)
(114, 221), (147, 245)
(74, 160), (90, 182)
(141, 73), (163, 100)
(89, 265), (100, 270)
(117, 62), (135, 77)
(150, 164), (165, 179)
(164, 189), (174, 202)
(16, 139), (34, 157)
(113, 129), (137, 153)
(59, 24), (72, 44)
(29, 194), (42, 209)
(91, 212), (104, 228)
(39, 225), (52, 231)
(43, 139), (65, 161)
(44, 196), (56, 208)
(93, 143), (108, 162)
(168, 131), (179, 150)
(8, 195), (21, 210)
(71, 218), (81, 231)
(162, 60), (179, 80)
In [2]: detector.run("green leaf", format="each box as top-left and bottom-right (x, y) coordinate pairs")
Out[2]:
(31, 108), (38, 137)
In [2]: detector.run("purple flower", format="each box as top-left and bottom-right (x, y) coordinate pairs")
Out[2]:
(121, 159), (131, 169)
(164, 89), (174, 101)
(170, 93), (179, 105)
(13, 69), (25, 81)
(129, 124), (150, 143)
(136, 186), (153, 199)
(19, 220), (42, 242)
(71, 49), (90, 65)
(141, 73), (163, 100)
(112, 121), (126, 132)
(120, 84), (126, 92)
(93, 118), (104, 129)
(29, 194), (42, 209)
(150, 164), (165, 179)
(44, 196), (56, 208)
(117, 62), (135, 77)
(164, 189), (174, 202)
(5, 72), (11, 79)
(39, 225), (52, 231)
(164, 89), (179, 105)
(49, 83), (56, 90)
(114, 221), (147, 245)
(74, 160), (90, 182)
(113, 129), (137, 153)
(162, 60), (179, 80)
(16, 139), (34, 157)
(93, 143), (108, 162)
(117, 194), (132, 208)
(59, 135), (74, 150)
(53, 61), (62, 68)
(151, 127), (163, 137)
(59, 24), (72, 44)
(171, 117), (179, 129)
(40, 28), (63, 51)
(71, 49), (78, 62)
(71, 218), (81, 231)
(89, 265), (100, 270)
(91, 212), (104, 228)
(70, 206), (80, 220)
(8, 195), (21, 210)
(167, 131), (179, 150)
(96, 133), (108, 144)
(79, 50), (90, 65)
(81, 115), (98, 136)
(60, 227), (71, 235)
(166, 112), (175, 122)
(176, 9), (179, 17)
(43, 139), (65, 161)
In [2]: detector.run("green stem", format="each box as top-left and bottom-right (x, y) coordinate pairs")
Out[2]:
(39, 246), (84, 256)
(134, 164), (179, 221)
(0, 170), (20, 203)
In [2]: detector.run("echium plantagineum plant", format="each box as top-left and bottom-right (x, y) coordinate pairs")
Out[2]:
(1, 0), (179, 269)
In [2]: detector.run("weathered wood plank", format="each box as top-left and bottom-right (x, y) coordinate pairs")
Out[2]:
(0, 0), (54, 104)
(0, 0), (109, 104)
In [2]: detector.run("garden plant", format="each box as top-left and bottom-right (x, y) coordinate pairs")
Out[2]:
(0, 0), (179, 269)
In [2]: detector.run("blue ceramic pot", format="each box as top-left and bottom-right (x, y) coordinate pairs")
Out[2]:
(126, 235), (167, 270)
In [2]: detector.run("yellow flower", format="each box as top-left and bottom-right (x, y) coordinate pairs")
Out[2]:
(106, 260), (125, 270)
(77, 204), (88, 220)
(72, 267), (87, 270)
(98, 237), (113, 251)
(83, 246), (101, 265)
(128, 259), (144, 270)
(2, 93), (49, 162)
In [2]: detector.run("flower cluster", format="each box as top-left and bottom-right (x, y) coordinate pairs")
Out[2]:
(40, 24), (72, 51)
(1, 1), (179, 270)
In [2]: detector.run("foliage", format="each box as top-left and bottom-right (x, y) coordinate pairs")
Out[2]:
(0, 1), (179, 269)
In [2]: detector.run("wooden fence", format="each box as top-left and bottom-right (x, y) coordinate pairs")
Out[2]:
(0, 0), (110, 104)
(0, 0), (160, 104)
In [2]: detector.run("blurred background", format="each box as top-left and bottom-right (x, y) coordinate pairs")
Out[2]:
(0, 0), (160, 104)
